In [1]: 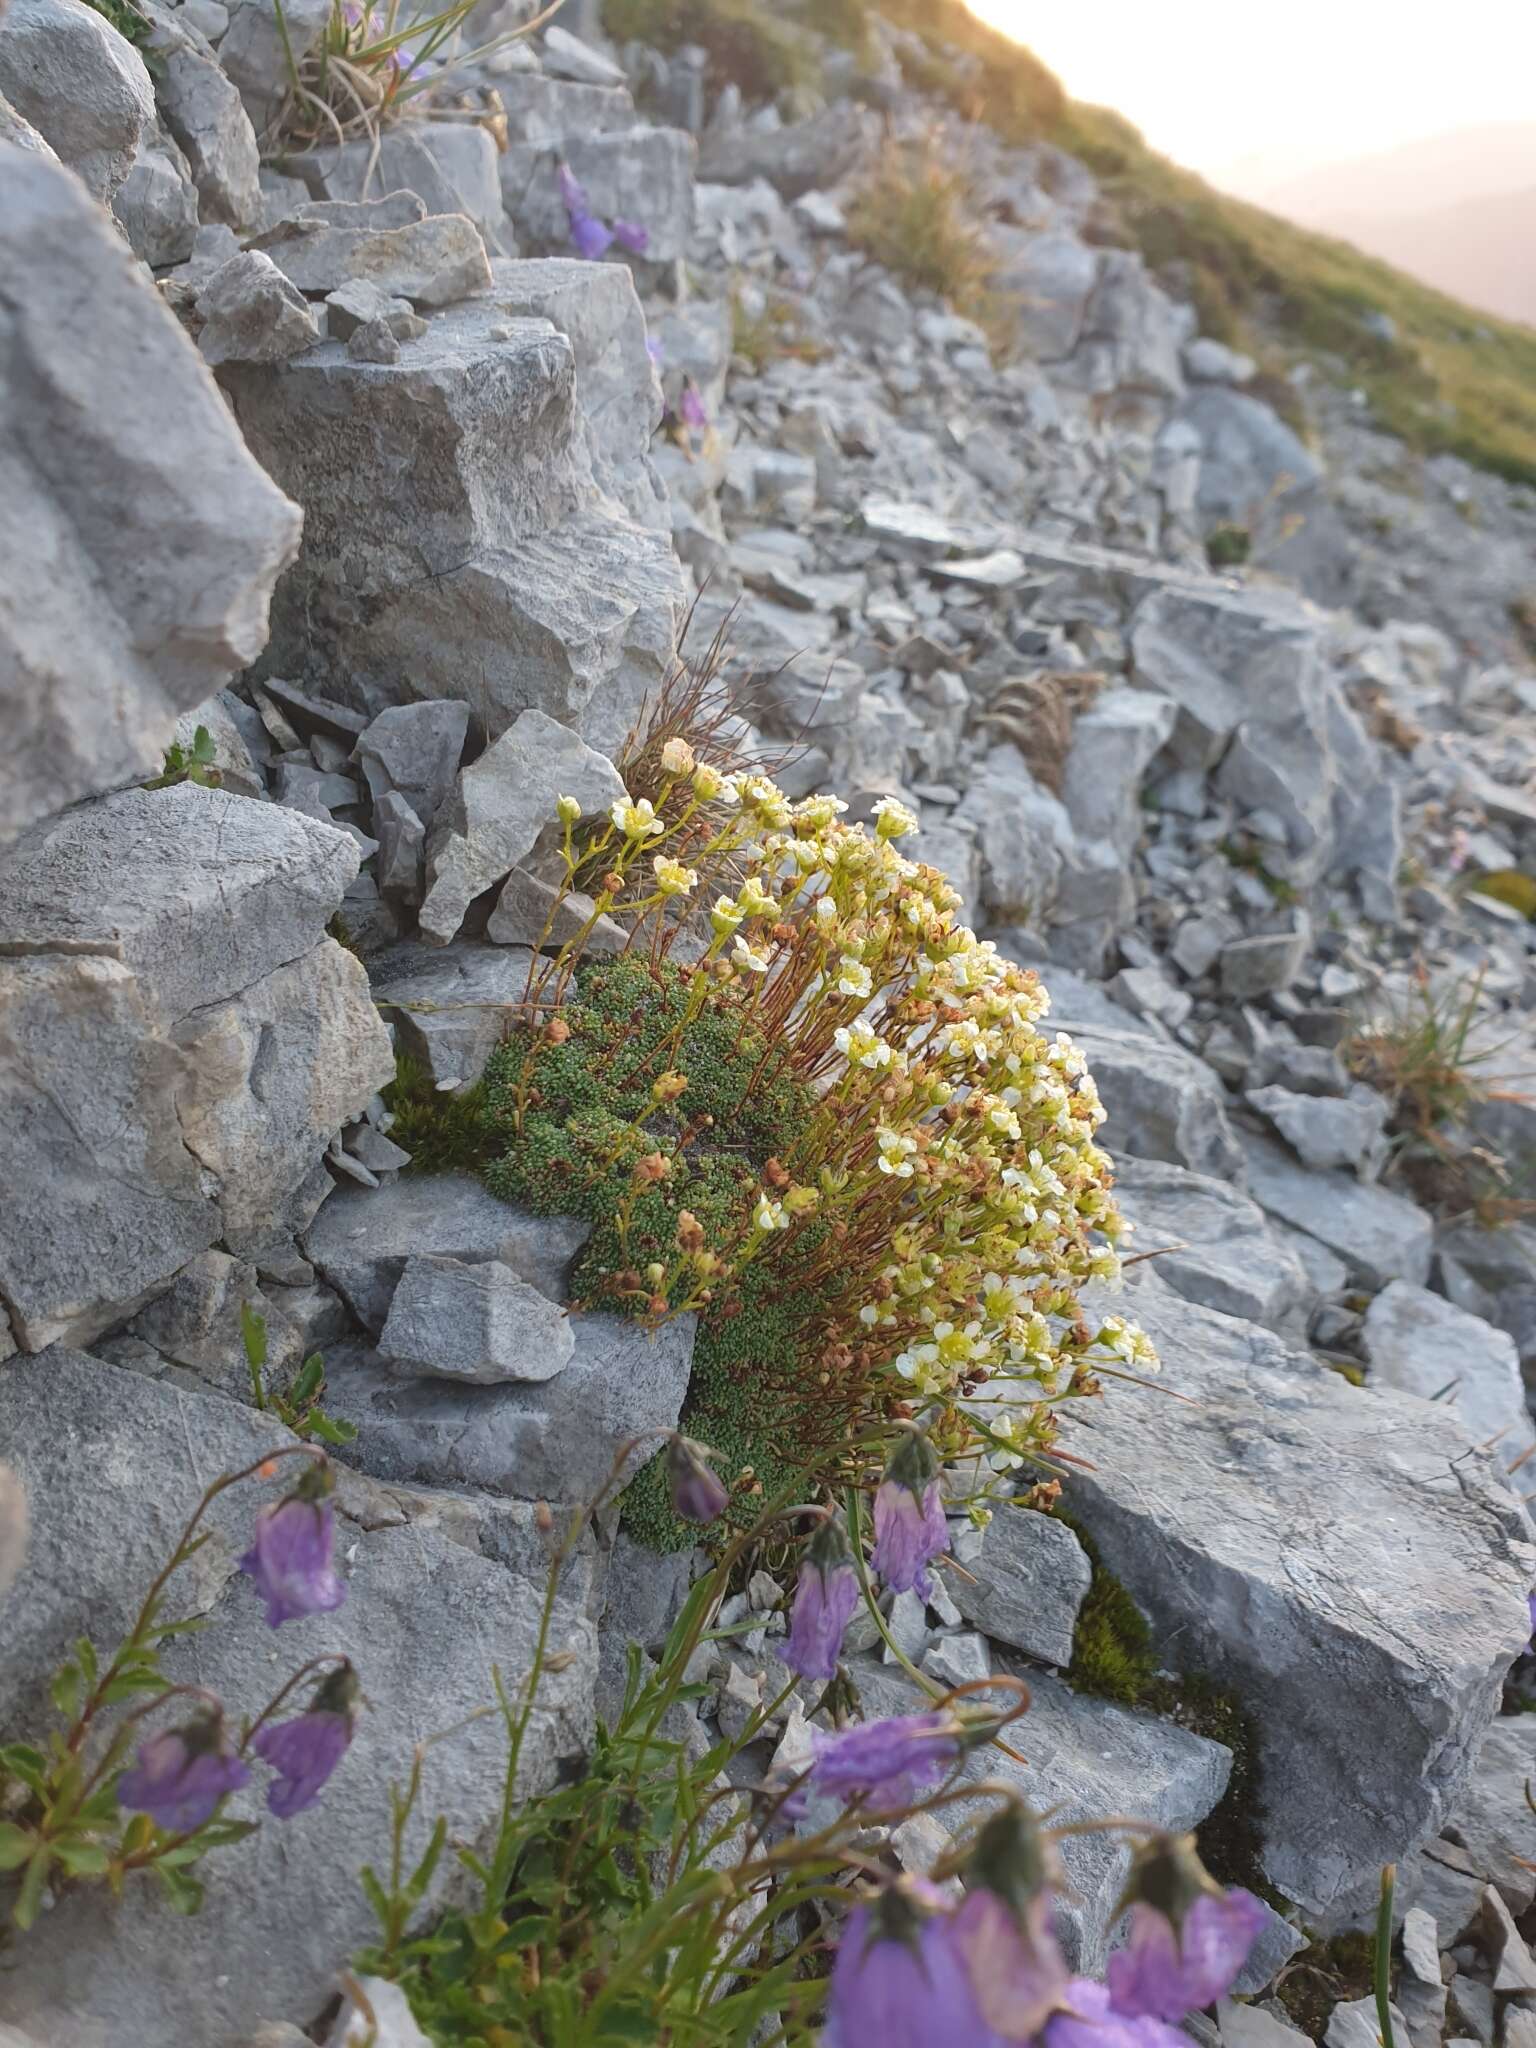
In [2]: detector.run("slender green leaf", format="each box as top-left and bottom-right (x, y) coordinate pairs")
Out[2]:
(13, 1847), (51, 1930)
(0, 1744), (47, 1794)
(304, 1409), (359, 1447)
(53, 1840), (111, 1877)
(49, 1663), (83, 1720)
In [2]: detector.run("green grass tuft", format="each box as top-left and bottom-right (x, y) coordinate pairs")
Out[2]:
(382, 1055), (502, 1178)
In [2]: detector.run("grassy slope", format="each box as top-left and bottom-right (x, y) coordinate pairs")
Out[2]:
(609, 0), (1536, 488)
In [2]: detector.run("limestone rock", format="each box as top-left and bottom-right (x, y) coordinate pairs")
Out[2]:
(0, 0), (154, 202)
(502, 126), (696, 260)
(1239, 1127), (1434, 1288)
(1057, 1021), (1246, 1183)
(303, 1174), (591, 1333)
(150, 18), (261, 229)
(1362, 1280), (1536, 1478)
(354, 700), (469, 831)
(112, 121), (199, 266)
(0, 147), (301, 845)
(319, 1309), (696, 1503)
(282, 122), (507, 241)
(0, 786), (385, 1345)
(251, 194), (493, 306)
(420, 709), (628, 945)
(1112, 1155), (1310, 1328)
(948, 1507), (1091, 1668)
(1064, 1270), (1535, 1916)
(0, 1349), (594, 2046)
(217, 0), (330, 134)
(373, 941), (539, 1088)
(1248, 1081), (1391, 1177)
(198, 249), (321, 367)
(221, 303), (685, 755)
(379, 1254), (576, 1385)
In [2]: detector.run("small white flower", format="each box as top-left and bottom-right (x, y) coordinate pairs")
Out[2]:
(732, 937), (770, 974)
(754, 1195), (789, 1232)
(835, 955), (873, 1000)
(610, 796), (664, 840)
(871, 796), (919, 841)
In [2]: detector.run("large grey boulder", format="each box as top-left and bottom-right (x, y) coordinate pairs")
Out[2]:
(851, 1658), (1232, 1973)
(948, 1507), (1092, 1667)
(303, 1174), (591, 1333)
(0, 146), (301, 846)
(379, 1254), (576, 1385)
(1112, 1155), (1310, 1328)
(0, 785), (391, 1346)
(420, 708), (627, 944)
(1239, 1127), (1434, 1288)
(221, 303), (685, 756)
(319, 1310), (696, 1503)
(0, 1348), (594, 2047)
(987, 227), (1098, 360)
(1361, 1281), (1536, 1477)
(0, 0), (154, 202)
(1056, 1020), (1246, 1184)
(1063, 1271), (1535, 1916)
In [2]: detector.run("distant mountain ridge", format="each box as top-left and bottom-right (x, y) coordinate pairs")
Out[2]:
(1221, 122), (1536, 326)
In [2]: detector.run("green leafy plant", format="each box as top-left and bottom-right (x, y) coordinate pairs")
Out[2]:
(240, 1304), (358, 1447)
(0, 1450), (345, 1929)
(1205, 522), (1252, 569)
(145, 725), (221, 791)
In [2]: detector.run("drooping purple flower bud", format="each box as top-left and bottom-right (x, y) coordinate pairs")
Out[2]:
(1047, 1977), (1191, 2048)
(611, 217), (650, 254)
(1527, 1588), (1535, 1639)
(238, 1462), (346, 1629)
(554, 161), (587, 213)
(952, 1806), (1072, 2039)
(678, 379), (709, 432)
(1104, 1835), (1267, 2023)
(825, 1884), (1005, 2048)
(872, 1429), (950, 1599)
(569, 210), (614, 261)
(780, 1514), (861, 1683)
(789, 1709), (963, 1818)
(667, 1434), (730, 1524)
(251, 1663), (360, 1819)
(116, 1709), (251, 1833)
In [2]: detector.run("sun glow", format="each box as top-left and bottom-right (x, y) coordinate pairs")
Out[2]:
(961, 0), (1536, 193)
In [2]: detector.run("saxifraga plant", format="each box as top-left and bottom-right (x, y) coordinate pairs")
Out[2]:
(439, 753), (1154, 1548)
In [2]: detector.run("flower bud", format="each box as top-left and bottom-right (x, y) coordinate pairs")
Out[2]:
(659, 737), (696, 776)
(667, 1435), (730, 1524)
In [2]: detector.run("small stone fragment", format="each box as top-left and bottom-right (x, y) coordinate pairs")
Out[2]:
(379, 1254), (577, 1386)
(198, 250), (321, 368)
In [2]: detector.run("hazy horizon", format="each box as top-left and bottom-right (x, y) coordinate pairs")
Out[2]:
(964, 0), (1536, 195)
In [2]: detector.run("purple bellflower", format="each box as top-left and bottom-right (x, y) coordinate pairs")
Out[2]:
(781, 1514), (861, 1683)
(951, 1806), (1072, 2040)
(251, 1662), (360, 1819)
(678, 380), (709, 432)
(1104, 1835), (1267, 2023)
(667, 1434), (730, 1524)
(871, 1429), (950, 1599)
(238, 1462), (346, 1629)
(786, 1709), (963, 1818)
(612, 218), (650, 254)
(824, 1884), (1006, 2048)
(569, 209), (614, 260)
(117, 1709), (251, 1833)
(1047, 1977), (1192, 2048)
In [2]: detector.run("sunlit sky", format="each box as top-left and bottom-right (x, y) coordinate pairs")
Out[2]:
(965, 0), (1536, 193)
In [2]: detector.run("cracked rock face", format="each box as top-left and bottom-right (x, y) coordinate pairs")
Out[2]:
(0, 1349), (596, 2047)
(1062, 1270), (1536, 1917)
(0, 145), (301, 848)
(0, 785), (392, 1347)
